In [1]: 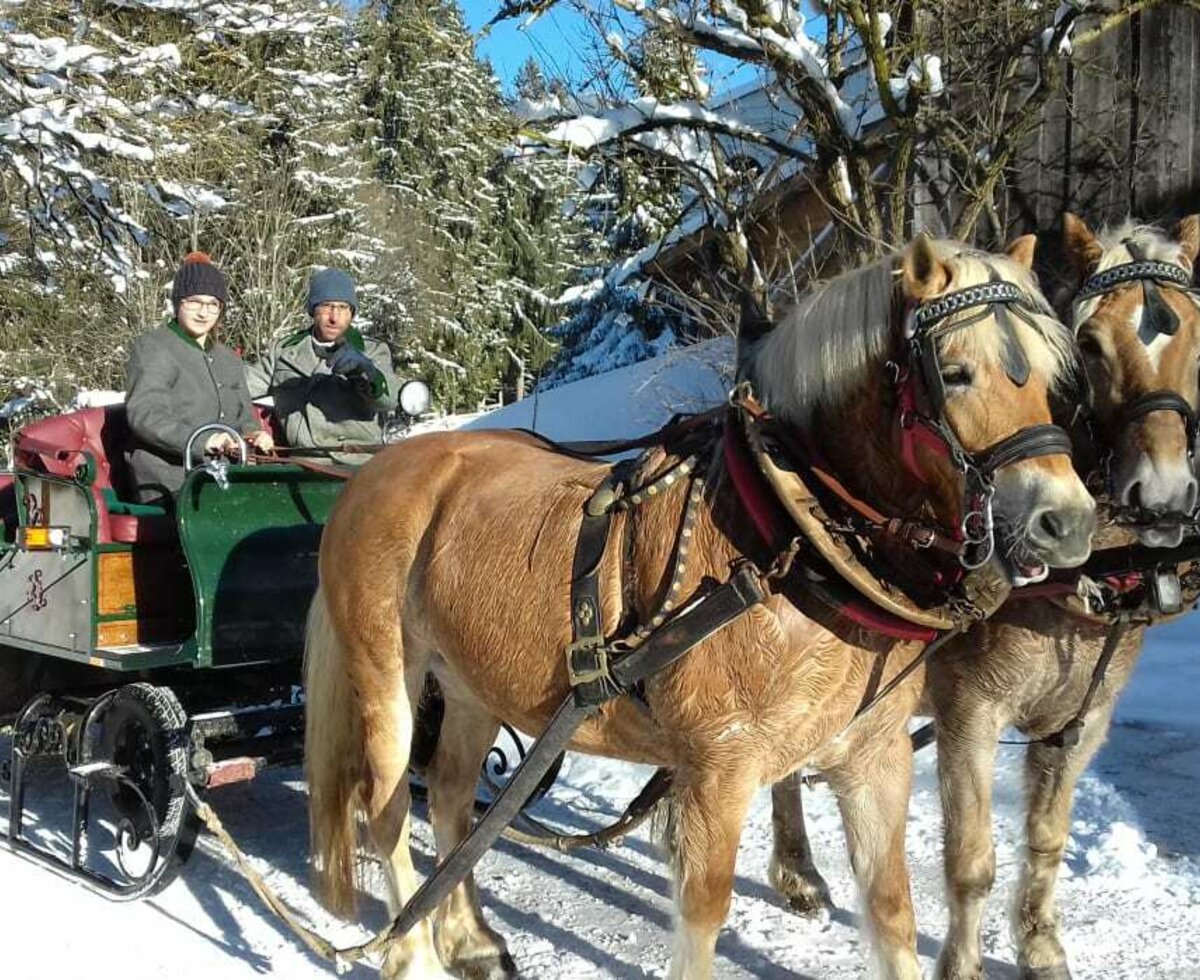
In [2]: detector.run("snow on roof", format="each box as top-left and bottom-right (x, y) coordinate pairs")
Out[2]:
(466, 337), (733, 444)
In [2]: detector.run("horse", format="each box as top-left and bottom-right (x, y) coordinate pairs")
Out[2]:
(765, 214), (1200, 980)
(303, 234), (1096, 980)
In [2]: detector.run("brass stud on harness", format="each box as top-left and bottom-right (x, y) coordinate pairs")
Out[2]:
(575, 599), (595, 628)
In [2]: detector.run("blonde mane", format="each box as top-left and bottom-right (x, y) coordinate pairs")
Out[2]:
(749, 240), (1075, 425)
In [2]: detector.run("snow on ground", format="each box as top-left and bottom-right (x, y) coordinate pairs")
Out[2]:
(2, 341), (1199, 978)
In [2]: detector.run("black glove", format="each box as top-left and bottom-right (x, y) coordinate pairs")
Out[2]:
(329, 345), (383, 391)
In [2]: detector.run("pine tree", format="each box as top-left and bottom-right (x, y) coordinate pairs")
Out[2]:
(515, 57), (548, 101)
(536, 32), (699, 388)
(0, 0), (361, 397)
(358, 0), (581, 410)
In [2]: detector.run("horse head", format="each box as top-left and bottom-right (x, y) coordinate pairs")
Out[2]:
(750, 234), (1095, 584)
(1064, 213), (1200, 547)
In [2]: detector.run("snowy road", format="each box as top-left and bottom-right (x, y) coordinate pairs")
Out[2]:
(2, 619), (1198, 979)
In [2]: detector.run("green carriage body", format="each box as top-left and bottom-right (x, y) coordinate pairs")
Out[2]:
(0, 407), (343, 680)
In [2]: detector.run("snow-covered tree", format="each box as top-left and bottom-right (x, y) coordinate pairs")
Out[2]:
(513, 0), (1183, 386)
(358, 0), (582, 409)
(0, 0), (360, 396)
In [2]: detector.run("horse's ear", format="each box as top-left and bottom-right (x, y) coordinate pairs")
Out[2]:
(1175, 214), (1200, 268)
(1005, 234), (1037, 270)
(901, 233), (951, 300)
(1062, 212), (1102, 276)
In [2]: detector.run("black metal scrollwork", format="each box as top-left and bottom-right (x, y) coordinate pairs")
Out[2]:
(24, 569), (46, 611)
(22, 492), (42, 526)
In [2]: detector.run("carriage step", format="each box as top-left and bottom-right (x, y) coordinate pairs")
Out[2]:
(68, 761), (121, 782)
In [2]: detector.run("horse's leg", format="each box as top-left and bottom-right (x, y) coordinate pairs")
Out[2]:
(364, 660), (454, 979)
(425, 679), (513, 980)
(827, 732), (920, 980)
(1014, 700), (1117, 980)
(933, 704), (1004, 980)
(667, 769), (757, 980)
(768, 772), (833, 916)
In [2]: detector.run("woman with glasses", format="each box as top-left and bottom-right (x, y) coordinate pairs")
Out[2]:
(124, 252), (274, 504)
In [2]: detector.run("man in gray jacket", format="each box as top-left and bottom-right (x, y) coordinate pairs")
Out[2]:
(247, 269), (398, 456)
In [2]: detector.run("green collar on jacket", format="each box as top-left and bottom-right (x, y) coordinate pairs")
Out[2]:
(281, 325), (367, 352)
(166, 318), (208, 352)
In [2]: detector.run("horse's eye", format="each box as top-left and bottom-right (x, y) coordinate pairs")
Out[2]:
(940, 363), (973, 387)
(1078, 332), (1103, 359)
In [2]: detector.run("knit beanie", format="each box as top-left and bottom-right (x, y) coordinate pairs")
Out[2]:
(171, 252), (228, 309)
(307, 268), (357, 314)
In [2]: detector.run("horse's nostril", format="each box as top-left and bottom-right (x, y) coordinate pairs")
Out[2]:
(1186, 480), (1199, 514)
(1126, 481), (1144, 511)
(1039, 509), (1065, 541)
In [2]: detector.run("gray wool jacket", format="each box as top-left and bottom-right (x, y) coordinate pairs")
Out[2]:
(246, 327), (397, 453)
(124, 321), (258, 503)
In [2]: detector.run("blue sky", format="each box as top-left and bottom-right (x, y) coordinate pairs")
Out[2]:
(461, 1), (598, 93)
(460, 0), (757, 97)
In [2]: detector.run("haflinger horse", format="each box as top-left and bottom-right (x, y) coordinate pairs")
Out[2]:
(303, 234), (1097, 980)
(766, 214), (1200, 980)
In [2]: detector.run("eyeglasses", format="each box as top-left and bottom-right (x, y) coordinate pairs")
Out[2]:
(315, 302), (353, 315)
(180, 298), (222, 314)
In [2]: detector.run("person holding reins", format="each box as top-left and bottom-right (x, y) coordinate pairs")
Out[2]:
(247, 268), (398, 462)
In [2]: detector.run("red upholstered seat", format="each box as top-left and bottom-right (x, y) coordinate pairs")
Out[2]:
(13, 405), (281, 545)
(12, 406), (173, 545)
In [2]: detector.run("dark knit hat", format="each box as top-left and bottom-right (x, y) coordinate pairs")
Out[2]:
(171, 251), (228, 309)
(307, 268), (357, 315)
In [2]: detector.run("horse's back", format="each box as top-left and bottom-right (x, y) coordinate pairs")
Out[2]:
(323, 425), (610, 620)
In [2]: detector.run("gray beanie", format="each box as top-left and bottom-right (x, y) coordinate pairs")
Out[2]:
(307, 268), (357, 314)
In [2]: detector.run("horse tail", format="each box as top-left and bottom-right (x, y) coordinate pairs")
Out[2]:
(409, 674), (445, 775)
(304, 582), (363, 917)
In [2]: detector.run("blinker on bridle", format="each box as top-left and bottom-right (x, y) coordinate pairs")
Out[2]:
(897, 279), (1074, 568)
(1073, 242), (1200, 459)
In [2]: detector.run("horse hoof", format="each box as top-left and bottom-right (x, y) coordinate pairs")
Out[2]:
(449, 951), (518, 980)
(769, 858), (832, 918)
(785, 889), (833, 918)
(1020, 966), (1071, 980)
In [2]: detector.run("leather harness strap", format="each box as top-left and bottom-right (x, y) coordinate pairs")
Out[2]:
(736, 391), (965, 559)
(1039, 613), (1130, 749)
(251, 453), (356, 479)
(566, 467), (631, 705)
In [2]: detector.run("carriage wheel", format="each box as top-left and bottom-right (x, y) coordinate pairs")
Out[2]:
(91, 683), (198, 892)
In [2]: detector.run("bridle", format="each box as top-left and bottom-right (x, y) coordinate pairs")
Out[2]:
(890, 279), (1074, 569)
(1072, 243), (1200, 519)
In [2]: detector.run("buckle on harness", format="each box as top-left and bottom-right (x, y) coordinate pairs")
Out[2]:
(1149, 567), (1183, 615)
(566, 641), (610, 687)
(567, 641), (620, 708)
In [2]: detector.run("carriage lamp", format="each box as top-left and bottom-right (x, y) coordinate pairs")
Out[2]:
(399, 379), (431, 418)
(17, 525), (70, 550)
